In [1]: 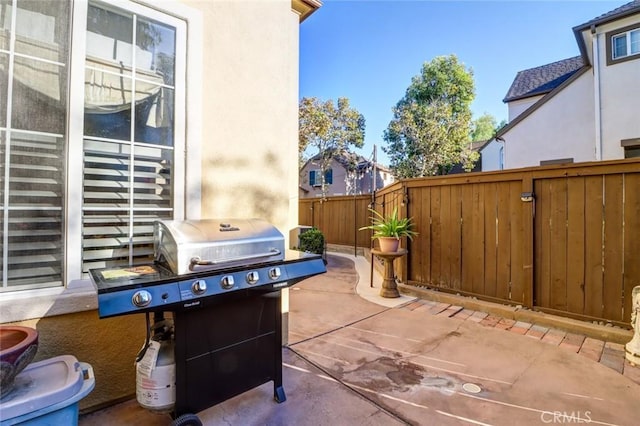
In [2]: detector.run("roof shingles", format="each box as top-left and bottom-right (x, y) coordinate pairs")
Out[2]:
(503, 56), (584, 102)
(505, 1), (640, 104)
(574, 0), (640, 31)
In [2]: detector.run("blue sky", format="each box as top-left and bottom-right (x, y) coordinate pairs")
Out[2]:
(299, 0), (626, 165)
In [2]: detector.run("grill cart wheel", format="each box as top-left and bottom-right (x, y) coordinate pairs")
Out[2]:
(172, 413), (202, 426)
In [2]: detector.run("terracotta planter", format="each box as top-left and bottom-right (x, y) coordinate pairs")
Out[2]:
(377, 237), (400, 252)
(0, 325), (39, 398)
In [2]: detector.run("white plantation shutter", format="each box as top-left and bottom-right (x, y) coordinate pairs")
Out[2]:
(1, 132), (65, 289)
(82, 139), (174, 271)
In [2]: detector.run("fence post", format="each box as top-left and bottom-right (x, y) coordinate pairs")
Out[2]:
(400, 185), (409, 284)
(522, 174), (535, 308)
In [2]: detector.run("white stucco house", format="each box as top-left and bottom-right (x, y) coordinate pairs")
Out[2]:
(0, 0), (321, 410)
(484, 0), (640, 169)
(299, 152), (394, 198)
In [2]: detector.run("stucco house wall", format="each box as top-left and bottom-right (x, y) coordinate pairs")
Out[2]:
(197, 0), (301, 235)
(480, 139), (504, 171)
(498, 2), (640, 169)
(591, 16), (640, 159)
(1, 0), (317, 412)
(502, 71), (595, 169)
(507, 95), (543, 121)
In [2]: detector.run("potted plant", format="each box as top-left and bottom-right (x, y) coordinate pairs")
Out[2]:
(359, 207), (418, 252)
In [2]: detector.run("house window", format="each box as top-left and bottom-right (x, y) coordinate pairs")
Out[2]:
(0, 0), (187, 292)
(81, 2), (184, 274)
(0, 0), (70, 291)
(622, 138), (640, 158)
(540, 158), (574, 166)
(624, 147), (640, 158)
(607, 25), (640, 65)
(612, 29), (639, 59)
(310, 168), (332, 186)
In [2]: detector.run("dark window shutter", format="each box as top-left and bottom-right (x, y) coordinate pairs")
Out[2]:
(325, 168), (333, 184)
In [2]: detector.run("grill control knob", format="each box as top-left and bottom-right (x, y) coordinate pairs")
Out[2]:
(269, 267), (281, 280)
(192, 279), (207, 295)
(132, 290), (152, 308)
(220, 275), (235, 290)
(246, 271), (260, 285)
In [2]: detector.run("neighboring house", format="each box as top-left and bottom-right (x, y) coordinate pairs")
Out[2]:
(480, 138), (505, 171)
(494, 0), (640, 169)
(0, 0), (320, 410)
(299, 153), (394, 197)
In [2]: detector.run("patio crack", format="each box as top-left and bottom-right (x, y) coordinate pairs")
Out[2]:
(416, 321), (466, 357)
(288, 307), (393, 347)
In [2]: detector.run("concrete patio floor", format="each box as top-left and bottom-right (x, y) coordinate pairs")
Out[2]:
(79, 253), (640, 425)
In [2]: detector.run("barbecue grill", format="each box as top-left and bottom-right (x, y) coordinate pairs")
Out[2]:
(90, 219), (326, 424)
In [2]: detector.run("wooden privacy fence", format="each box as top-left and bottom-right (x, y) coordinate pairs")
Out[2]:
(298, 195), (372, 248)
(299, 158), (640, 327)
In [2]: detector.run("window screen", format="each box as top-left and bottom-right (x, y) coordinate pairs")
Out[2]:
(82, 3), (177, 273)
(0, 0), (70, 291)
(613, 34), (627, 58)
(631, 30), (639, 55)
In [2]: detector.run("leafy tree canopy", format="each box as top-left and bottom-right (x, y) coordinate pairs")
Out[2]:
(401, 55), (475, 116)
(383, 55), (478, 178)
(470, 113), (497, 142)
(299, 97), (365, 196)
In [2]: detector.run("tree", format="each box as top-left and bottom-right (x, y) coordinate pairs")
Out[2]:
(299, 97), (365, 197)
(383, 55), (478, 177)
(470, 113), (508, 142)
(470, 113), (497, 142)
(385, 100), (476, 178)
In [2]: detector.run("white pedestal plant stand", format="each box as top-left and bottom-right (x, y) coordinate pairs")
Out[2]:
(626, 286), (640, 365)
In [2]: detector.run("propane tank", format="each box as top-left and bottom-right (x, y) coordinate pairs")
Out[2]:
(136, 316), (176, 413)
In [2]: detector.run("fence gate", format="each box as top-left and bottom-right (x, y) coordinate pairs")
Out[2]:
(533, 170), (640, 327)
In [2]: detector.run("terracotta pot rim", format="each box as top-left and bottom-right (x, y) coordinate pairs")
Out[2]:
(0, 326), (38, 356)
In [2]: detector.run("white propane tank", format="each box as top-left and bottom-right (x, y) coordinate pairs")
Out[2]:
(136, 338), (176, 412)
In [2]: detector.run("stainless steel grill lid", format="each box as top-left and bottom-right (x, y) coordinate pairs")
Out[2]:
(154, 219), (285, 275)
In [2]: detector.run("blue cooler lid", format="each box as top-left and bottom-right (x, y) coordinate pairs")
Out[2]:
(0, 355), (83, 421)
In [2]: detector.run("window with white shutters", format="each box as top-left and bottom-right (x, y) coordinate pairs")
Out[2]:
(82, 3), (182, 273)
(0, 0), (69, 291)
(0, 0), (186, 291)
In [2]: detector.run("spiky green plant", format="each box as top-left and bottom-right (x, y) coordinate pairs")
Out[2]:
(359, 207), (418, 240)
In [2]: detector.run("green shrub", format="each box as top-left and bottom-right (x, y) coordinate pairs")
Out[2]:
(298, 228), (325, 255)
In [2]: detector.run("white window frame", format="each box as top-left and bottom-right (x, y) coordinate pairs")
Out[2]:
(69, 0), (190, 282)
(612, 28), (640, 60)
(0, 0), (202, 322)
